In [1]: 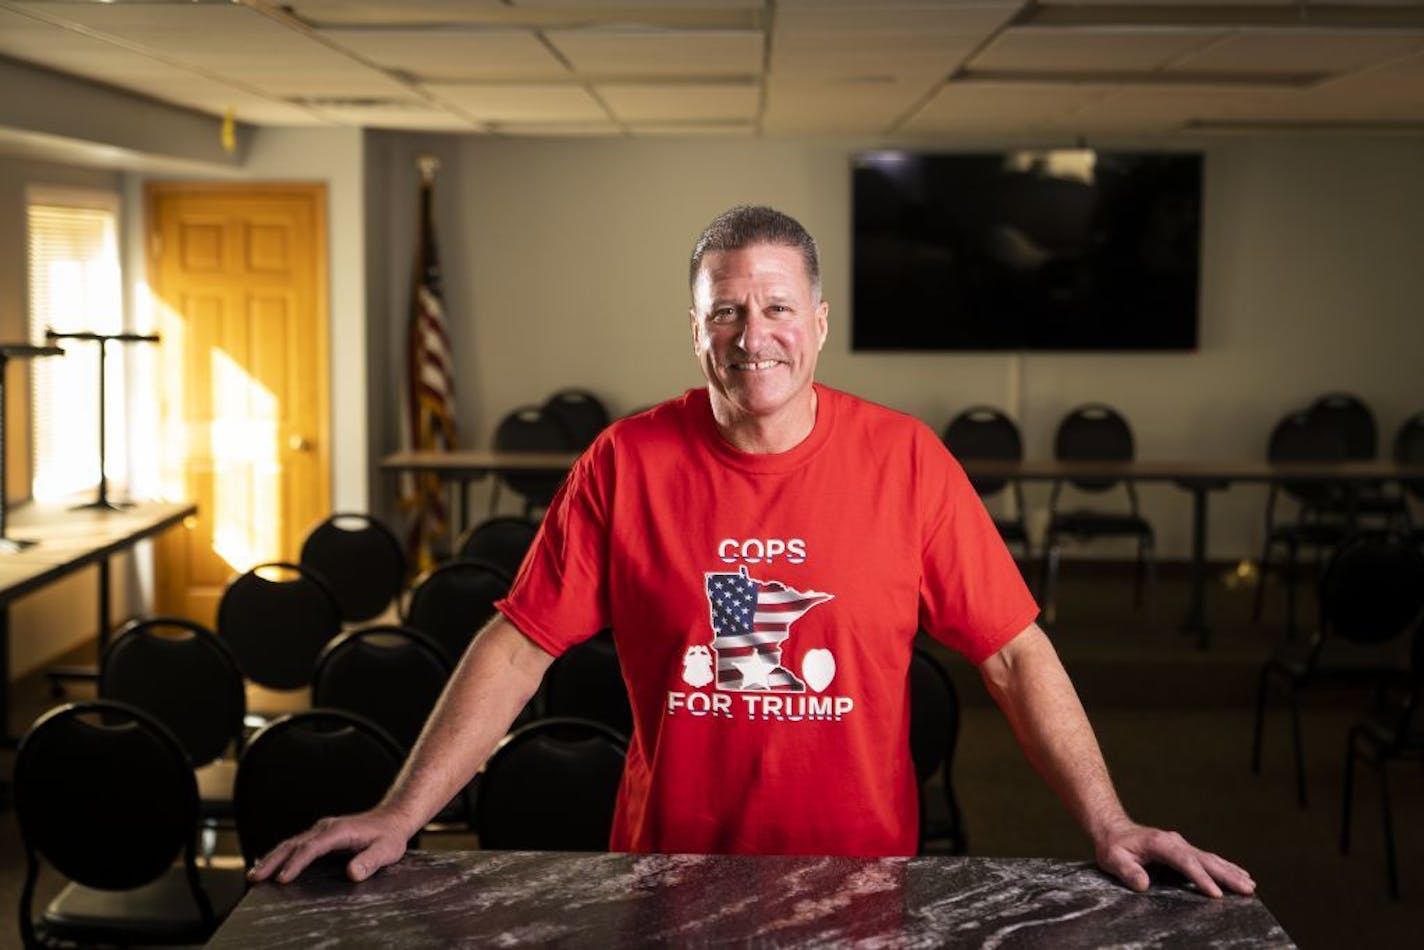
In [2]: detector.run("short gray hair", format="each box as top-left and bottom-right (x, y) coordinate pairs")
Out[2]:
(688, 205), (820, 296)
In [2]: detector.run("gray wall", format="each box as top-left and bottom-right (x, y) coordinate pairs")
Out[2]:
(423, 136), (1424, 561)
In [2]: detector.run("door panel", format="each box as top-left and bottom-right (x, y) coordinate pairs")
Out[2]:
(147, 184), (329, 626)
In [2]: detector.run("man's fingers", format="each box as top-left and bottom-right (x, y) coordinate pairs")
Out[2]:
(1199, 851), (1257, 896)
(347, 839), (401, 882)
(248, 839), (299, 882)
(1099, 847), (1151, 892)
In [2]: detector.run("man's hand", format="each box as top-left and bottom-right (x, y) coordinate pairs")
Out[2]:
(1094, 819), (1256, 898)
(247, 807), (415, 885)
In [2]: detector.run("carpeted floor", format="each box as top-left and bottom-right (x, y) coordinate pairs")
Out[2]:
(1, 562), (1420, 948)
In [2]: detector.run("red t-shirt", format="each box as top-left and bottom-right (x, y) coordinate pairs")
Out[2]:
(496, 384), (1038, 857)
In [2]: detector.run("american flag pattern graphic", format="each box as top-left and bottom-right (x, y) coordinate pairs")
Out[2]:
(704, 566), (833, 692)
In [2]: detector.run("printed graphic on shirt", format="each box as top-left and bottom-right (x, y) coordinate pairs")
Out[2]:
(680, 645), (714, 688)
(703, 566), (833, 692)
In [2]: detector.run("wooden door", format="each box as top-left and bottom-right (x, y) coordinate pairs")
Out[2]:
(146, 183), (330, 626)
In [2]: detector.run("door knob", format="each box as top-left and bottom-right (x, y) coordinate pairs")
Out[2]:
(289, 435), (314, 452)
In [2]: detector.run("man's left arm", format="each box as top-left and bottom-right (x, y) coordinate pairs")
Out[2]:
(978, 622), (1256, 898)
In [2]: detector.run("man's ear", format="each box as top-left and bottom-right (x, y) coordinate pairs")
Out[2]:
(689, 306), (701, 355)
(816, 299), (829, 351)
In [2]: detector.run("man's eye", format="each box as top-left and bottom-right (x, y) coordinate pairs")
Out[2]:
(711, 309), (738, 323)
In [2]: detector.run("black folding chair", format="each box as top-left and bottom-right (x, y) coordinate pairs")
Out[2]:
(491, 404), (575, 516)
(233, 709), (408, 868)
(404, 558), (512, 666)
(14, 700), (247, 948)
(1041, 404), (1155, 627)
(217, 561), (343, 692)
(542, 388), (610, 450)
(1254, 409), (1350, 639)
(1341, 622), (1424, 899)
(543, 631), (633, 738)
(1253, 533), (1424, 806)
(909, 648), (968, 855)
(300, 512), (406, 623)
(474, 717), (627, 852)
(943, 405), (1031, 563)
(455, 515), (540, 579)
(99, 616), (246, 825)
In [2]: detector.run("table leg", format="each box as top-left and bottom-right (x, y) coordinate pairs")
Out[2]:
(44, 557), (110, 691)
(1179, 481), (1223, 651)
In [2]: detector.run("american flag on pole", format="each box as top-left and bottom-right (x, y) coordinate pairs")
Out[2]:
(399, 155), (457, 573)
(704, 567), (833, 692)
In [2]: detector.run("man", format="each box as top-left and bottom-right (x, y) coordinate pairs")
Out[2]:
(252, 206), (1254, 898)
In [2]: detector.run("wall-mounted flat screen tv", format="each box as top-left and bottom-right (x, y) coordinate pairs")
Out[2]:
(851, 150), (1203, 351)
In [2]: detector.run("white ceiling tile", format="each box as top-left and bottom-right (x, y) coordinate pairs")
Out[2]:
(305, 103), (476, 130)
(901, 80), (1115, 133)
(491, 120), (622, 136)
(316, 28), (570, 80)
(771, 35), (978, 81)
(973, 28), (1228, 73)
(775, 2), (1020, 37)
(252, 1), (512, 28)
(626, 121), (757, 137)
(1172, 30), (1424, 75)
(545, 29), (762, 78)
(599, 83), (758, 121)
(763, 76), (936, 129)
(423, 82), (608, 121)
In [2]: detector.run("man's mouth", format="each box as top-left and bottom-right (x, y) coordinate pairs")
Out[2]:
(729, 359), (782, 371)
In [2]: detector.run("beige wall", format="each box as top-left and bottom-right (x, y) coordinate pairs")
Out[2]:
(0, 155), (137, 679)
(445, 136), (1424, 561)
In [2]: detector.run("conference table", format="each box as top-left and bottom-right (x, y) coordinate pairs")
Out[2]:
(210, 849), (1292, 948)
(0, 499), (195, 745)
(382, 450), (1424, 649)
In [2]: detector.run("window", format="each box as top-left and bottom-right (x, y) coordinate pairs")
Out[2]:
(26, 191), (127, 502)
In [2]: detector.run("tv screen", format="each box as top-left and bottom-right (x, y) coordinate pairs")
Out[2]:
(851, 150), (1202, 351)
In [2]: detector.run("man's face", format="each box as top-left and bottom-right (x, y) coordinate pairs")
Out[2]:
(690, 243), (829, 423)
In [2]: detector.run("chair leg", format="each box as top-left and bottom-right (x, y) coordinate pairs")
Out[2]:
(1251, 665), (1274, 775)
(1380, 758), (1400, 899)
(1284, 538), (1300, 640)
(1341, 729), (1360, 854)
(1288, 684), (1307, 807)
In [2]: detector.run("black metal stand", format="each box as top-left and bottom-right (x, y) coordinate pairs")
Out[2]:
(0, 344), (65, 551)
(45, 330), (160, 511)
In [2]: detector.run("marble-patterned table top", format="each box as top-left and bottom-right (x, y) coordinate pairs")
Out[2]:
(210, 849), (1294, 949)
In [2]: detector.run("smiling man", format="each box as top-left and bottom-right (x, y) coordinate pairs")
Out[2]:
(251, 206), (1254, 899)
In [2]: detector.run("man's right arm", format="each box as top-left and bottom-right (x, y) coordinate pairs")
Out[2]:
(247, 613), (555, 884)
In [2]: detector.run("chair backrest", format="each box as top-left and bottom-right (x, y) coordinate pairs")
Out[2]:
(405, 559), (513, 665)
(99, 616), (246, 766)
(299, 512), (406, 623)
(217, 562), (344, 690)
(1308, 391), (1377, 461)
(908, 649), (961, 785)
(1394, 410), (1424, 502)
(15, 701), (203, 894)
(1265, 409), (1349, 509)
(942, 405), (1023, 498)
(1053, 403), (1134, 493)
(1318, 533), (1424, 646)
(456, 515), (540, 578)
(313, 625), (452, 751)
(474, 717), (627, 852)
(494, 405), (574, 508)
(234, 709), (406, 867)
(541, 388), (610, 451)
(543, 632), (632, 738)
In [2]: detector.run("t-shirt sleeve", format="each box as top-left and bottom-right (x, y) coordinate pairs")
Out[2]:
(494, 439), (613, 658)
(916, 427), (1040, 665)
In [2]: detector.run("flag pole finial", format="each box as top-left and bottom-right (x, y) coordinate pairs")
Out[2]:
(417, 154), (440, 184)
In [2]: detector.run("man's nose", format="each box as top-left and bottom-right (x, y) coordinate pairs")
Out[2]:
(736, 310), (772, 354)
